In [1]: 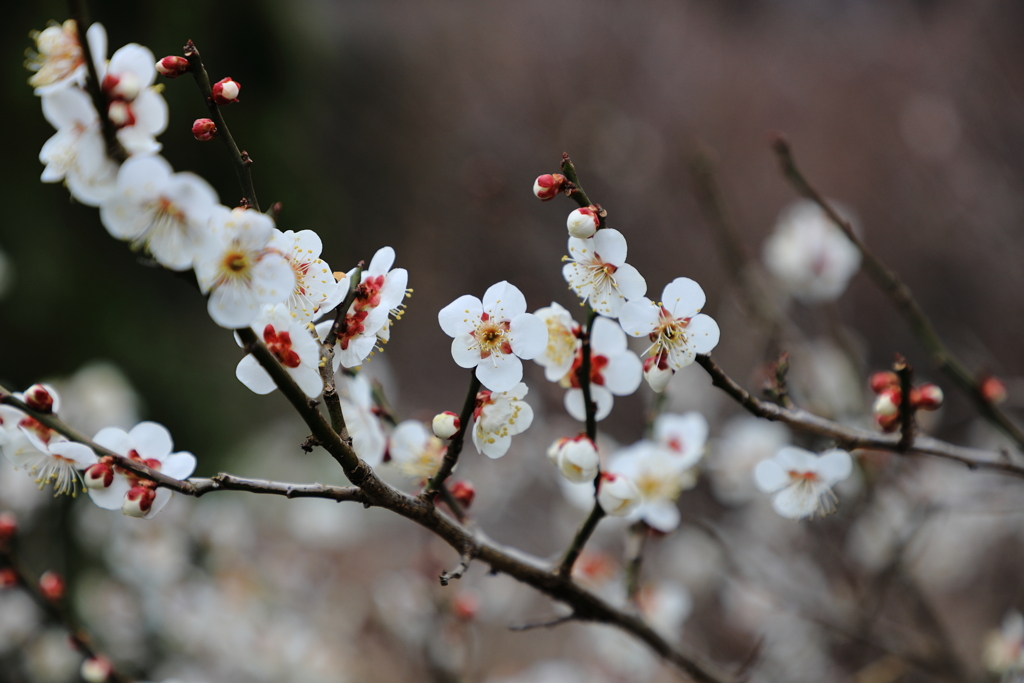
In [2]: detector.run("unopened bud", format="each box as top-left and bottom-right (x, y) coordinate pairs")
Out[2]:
(432, 411), (460, 439)
(102, 72), (141, 101)
(122, 486), (157, 518)
(869, 371), (899, 394)
(192, 118), (218, 141)
(23, 383), (57, 413)
(84, 463), (114, 490)
(643, 355), (674, 393)
(81, 656), (113, 683)
(566, 206), (600, 239)
(453, 590), (480, 620)
(912, 383), (943, 410)
(156, 55), (190, 78)
(0, 569), (17, 589)
(872, 388), (901, 418)
(551, 435), (599, 483)
(597, 472), (641, 517)
(981, 376), (1008, 405)
(533, 173), (566, 201)
(107, 100), (135, 128)
(875, 411), (900, 432)
(0, 511), (18, 541)
(449, 480), (475, 509)
(39, 570), (64, 601)
(211, 77), (240, 105)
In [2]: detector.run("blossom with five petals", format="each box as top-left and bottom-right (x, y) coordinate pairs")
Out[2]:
(562, 228), (646, 318)
(753, 446), (852, 520)
(388, 421), (446, 484)
(438, 281), (547, 392)
(236, 304), (323, 398)
(270, 229), (346, 321)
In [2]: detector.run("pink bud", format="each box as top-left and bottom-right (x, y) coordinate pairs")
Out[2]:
(84, 463), (114, 490)
(911, 383), (943, 410)
(192, 118), (218, 141)
(211, 77), (240, 105)
(981, 376), (1008, 405)
(81, 657), (113, 683)
(869, 371), (899, 394)
(432, 411), (460, 439)
(156, 55), (190, 78)
(643, 355), (674, 393)
(566, 206), (600, 239)
(453, 590), (479, 620)
(24, 383), (56, 413)
(449, 480), (475, 509)
(39, 570), (64, 601)
(875, 411), (900, 432)
(0, 511), (18, 542)
(533, 173), (566, 201)
(122, 486), (157, 518)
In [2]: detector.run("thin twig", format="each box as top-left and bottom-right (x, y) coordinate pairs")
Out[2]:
(439, 552), (472, 586)
(895, 355), (915, 452)
(771, 135), (1024, 450)
(509, 613), (577, 631)
(319, 269), (362, 438)
(424, 371), (482, 495)
(693, 355), (1024, 478)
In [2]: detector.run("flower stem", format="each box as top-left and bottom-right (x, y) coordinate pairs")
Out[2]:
(424, 370), (482, 496)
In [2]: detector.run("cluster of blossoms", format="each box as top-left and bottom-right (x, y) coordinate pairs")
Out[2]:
(0, 384), (194, 518)
(869, 370), (943, 432)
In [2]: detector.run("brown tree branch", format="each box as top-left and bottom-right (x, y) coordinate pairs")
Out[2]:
(771, 135), (1024, 450)
(694, 354), (1024, 478)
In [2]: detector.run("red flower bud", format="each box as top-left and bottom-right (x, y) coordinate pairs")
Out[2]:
(0, 568), (17, 589)
(911, 383), (943, 410)
(81, 656), (113, 683)
(123, 486), (157, 518)
(39, 570), (65, 602)
(449, 480), (475, 509)
(192, 118), (218, 141)
(869, 371), (899, 394)
(0, 511), (17, 542)
(211, 77), (240, 105)
(533, 173), (567, 201)
(981, 376), (1008, 405)
(156, 55), (190, 78)
(24, 384), (56, 413)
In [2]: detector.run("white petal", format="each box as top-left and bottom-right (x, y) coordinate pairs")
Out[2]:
(662, 278), (706, 319)
(292, 365), (324, 399)
(753, 460), (788, 493)
(771, 483), (824, 520)
(772, 446), (818, 473)
(93, 427), (131, 455)
(815, 449), (853, 486)
(160, 452), (197, 480)
(618, 299), (659, 338)
(366, 246), (396, 275)
(591, 316), (627, 354)
(438, 295), (482, 337)
(476, 354), (522, 393)
(251, 253), (296, 305)
(686, 314), (720, 355)
(451, 334), (482, 369)
(592, 229), (628, 265)
(129, 422), (172, 459)
(602, 351), (643, 396)
(236, 354), (277, 394)
(564, 386), (614, 422)
(48, 441), (97, 467)
(642, 501), (681, 533)
(613, 263), (647, 302)
(509, 313), (547, 360)
(482, 281), (527, 319)
(87, 475), (132, 510)
(144, 488), (174, 519)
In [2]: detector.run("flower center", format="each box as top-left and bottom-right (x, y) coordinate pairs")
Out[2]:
(264, 324), (302, 368)
(472, 313), (512, 359)
(635, 469), (682, 501)
(788, 470), (819, 483)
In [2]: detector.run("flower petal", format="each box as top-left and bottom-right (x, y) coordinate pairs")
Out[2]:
(236, 354), (277, 394)
(509, 313), (547, 360)
(686, 314), (720, 355)
(438, 295), (483, 337)
(592, 229), (628, 265)
(662, 278), (706, 319)
(815, 449), (853, 486)
(160, 451), (197, 480)
(129, 422), (173, 460)
(753, 459), (788, 493)
(476, 354), (522, 393)
(482, 281), (527, 320)
(618, 299), (659, 338)
(642, 501), (681, 532)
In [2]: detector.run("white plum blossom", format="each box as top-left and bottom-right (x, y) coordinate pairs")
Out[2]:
(235, 304), (323, 399)
(548, 435), (600, 483)
(471, 383), (533, 459)
(563, 316), (642, 422)
(96, 41), (168, 155)
(762, 199), (862, 303)
(562, 228), (646, 318)
(337, 372), (386, 467)
(619, 277), (720, 391)
(651, 411), (708, 470)
(318, 247), (407, 369)
(99, 155), (220, 270)
(753, 446), (853, 520)
(84, 422), (196, 519)
(270, 230), (346, 321)
(532, 302), (580, 382)
(607, 441), (694, 532)
(0, 404), (97, 497)
(39, 87), (119, 206)
(26, 21), (106, 95)
(596, 472), (641, 516)
(194, 207), (295, 329)
(388, 421), (446, 484)
(438, 281), (547, 393)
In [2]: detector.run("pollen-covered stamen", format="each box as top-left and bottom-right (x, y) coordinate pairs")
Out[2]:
(644, 307), (693, 364)
(634, 469), (683, 502)
(470, 316), (512, 361)
(572, 251), (620, 294)
(263, 325), (301, 368)
(210, 247), (256, 290)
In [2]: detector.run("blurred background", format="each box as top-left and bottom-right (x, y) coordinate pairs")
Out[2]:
(3, 0), (1024, 681)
